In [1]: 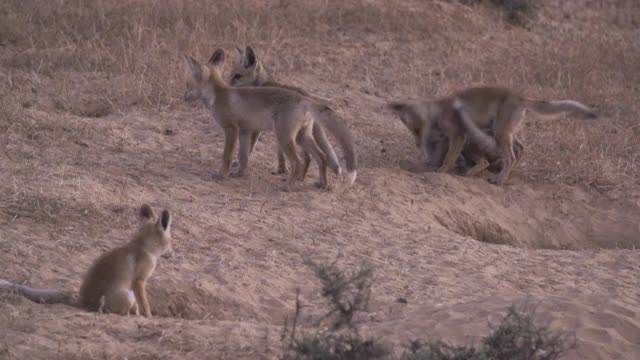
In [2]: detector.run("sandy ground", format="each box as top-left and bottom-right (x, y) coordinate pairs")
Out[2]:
(1, 0), (639, 359)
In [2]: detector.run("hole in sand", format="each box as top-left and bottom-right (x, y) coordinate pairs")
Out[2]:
(431, 189), (640, 250)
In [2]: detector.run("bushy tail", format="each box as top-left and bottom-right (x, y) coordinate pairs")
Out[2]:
(523, 99), (597, 119)
(315, 107), (358, 186)
(312, 123), (342, 176)
(0, 279), (75, 305)
(453, 98), (500, 157)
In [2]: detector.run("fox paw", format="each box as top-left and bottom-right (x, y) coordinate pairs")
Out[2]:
(488, 174), (505, 185)
(273, 166), (288, 175)
(314, 181), (332, 191)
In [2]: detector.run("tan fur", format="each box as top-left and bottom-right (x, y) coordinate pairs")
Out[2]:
(0, 204), (173, 317)
(388, 86), (596, 185)
(228, 46), (357, 183)
(411, 120), (522, 175)
(183, 48), (354, 190)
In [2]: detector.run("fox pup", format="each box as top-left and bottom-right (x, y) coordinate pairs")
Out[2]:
(0, 204), (173, 317)
(388, 86), (595, 184)
(388, 103), (524, 176)
(182, 48), (356, 190)
(229, 46), (354, 180)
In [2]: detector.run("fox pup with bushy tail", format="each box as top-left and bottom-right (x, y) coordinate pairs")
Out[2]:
(182, 48), (357, 190)
(0, 204), (173, 317)
(228, 46), (357, 182)
(388, 86), (596, 184)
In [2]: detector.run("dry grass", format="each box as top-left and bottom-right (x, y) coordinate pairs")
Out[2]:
(1, 0), (638, 195)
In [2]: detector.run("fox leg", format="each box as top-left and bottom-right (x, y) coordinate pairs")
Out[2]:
(133, 280), (151, 318)
(487, 137), (525, 172)
(301, 126), (329, 189)
(234, 131), (262, 169)
(437, 135), (465, 174)
(294, 131), (312, 181)
(312, 123), (341, 175)
(464, 154), (491, 177)
(491, 134), (517, 185)
(100, 289), (137, 316)
(232, 129), (252, 177)
(219, 126), (238, 178)
(276, 148), (288, 174)
(490, 106), (523, 185)
(275, 124), (302, 192)
(279, 140), (302, 192)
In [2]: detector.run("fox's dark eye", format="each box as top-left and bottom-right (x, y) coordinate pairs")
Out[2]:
(232, 74), (242, 80)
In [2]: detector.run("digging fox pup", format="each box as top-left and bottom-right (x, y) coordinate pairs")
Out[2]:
(182, 48), (356, 190)
(388, 86), (596, 184)
(0, 204), (173, 317)
(229, 46), (355, 179)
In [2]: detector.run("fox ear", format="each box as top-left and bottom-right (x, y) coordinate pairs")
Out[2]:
(183, 54), (204, 78)
(157, 209), (172, 232)
(140, 204), (155, 222)
(244, 46), (257, 68)
(182, 54), (195, 71)
(208, 48), (225, 66)
(234, 46), (244, 65)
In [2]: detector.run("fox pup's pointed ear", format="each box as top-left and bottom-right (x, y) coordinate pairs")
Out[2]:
(157, 209), (172, 232)
(208, 48), (225, 66)
(244, 46), (257, 68)
(233, 46), (244, 65)
(183, 54), (206, 80)
(182, 54), (194, 71)
(140, 204), (155, 222)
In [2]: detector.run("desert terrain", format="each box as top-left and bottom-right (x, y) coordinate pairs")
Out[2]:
(0, 0), (639, 359)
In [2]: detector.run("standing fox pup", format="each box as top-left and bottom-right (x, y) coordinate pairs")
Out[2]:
(0, 204), (173, 317)
(182, 48), (356, 190)
(229, 45), (355, 181)
(388, 86), (596, 184)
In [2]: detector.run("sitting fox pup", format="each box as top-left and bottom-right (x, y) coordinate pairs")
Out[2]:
(0, 204), (173, 317)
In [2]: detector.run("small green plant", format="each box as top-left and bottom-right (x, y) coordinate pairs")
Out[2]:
(400, 305), (575, 360)
(482, 305), (576, 360)
(305, 258), (374, 330)
(281, 261), (574, 360)
(281, 259), (389, 360)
